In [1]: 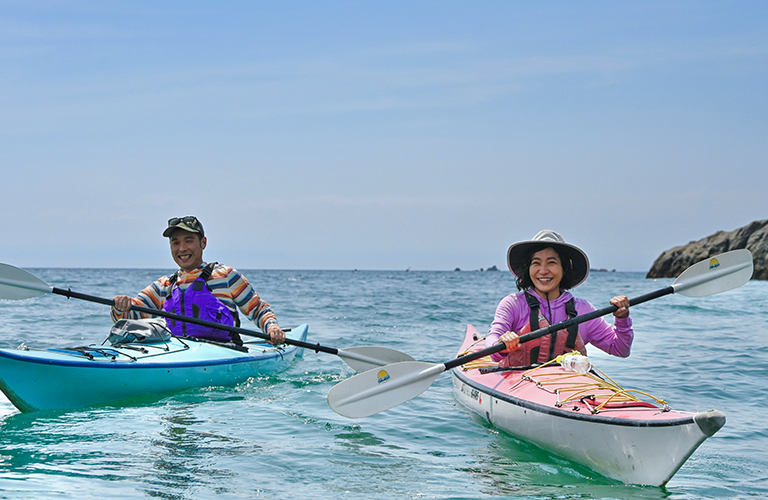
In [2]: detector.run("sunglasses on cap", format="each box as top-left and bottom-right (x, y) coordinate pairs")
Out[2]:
(168, 216), (201, 227)
(165, 216), (204, 237)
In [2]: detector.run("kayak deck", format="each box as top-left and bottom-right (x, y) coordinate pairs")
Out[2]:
(460, 350), (678, 425)
(452, 324), (725, 486)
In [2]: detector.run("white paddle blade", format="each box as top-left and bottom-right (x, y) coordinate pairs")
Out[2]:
(337, 346), (415, 373)
(0, 263), (53, 300)
(673, 249), (753, 298)
(328, 361), (444, 418)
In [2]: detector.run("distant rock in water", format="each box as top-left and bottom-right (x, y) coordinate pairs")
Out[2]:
(485, 265), (498, 271)
(647, 220), (768, 280)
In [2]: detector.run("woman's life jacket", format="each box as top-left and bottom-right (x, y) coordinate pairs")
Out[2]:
(163, 263), (241, 343)
(500, 291), (587, 368)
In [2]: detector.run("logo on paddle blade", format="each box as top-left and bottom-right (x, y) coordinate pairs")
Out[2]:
(709, 258), (720, 270)
(377, 370), (390, 384)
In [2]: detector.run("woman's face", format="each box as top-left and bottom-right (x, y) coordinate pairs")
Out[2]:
(529, 247), (563, 298)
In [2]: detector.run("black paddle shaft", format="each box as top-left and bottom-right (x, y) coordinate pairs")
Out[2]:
(50, 286), (339, 355)
(443, 286), (675, 371)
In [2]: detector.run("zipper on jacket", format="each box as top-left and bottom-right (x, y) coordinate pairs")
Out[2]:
(179, 286), (187, 336)
(546, 294), (558, 360)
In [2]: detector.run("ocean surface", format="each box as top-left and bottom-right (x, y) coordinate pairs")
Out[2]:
(0, 268), (766, 499)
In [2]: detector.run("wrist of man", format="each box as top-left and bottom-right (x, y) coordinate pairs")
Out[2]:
(266, 320), (279, 332)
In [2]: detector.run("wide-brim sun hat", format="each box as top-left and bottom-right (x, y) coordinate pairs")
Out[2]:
(506, 230), (590, 288)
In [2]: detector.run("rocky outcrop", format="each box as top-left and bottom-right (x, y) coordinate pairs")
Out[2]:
(647, 220), (768, 280)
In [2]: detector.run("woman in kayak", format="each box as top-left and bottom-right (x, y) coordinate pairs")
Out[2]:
(487, 230), (633, 367)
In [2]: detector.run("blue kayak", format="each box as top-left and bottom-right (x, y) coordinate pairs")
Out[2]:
(0, 322), (308, 412)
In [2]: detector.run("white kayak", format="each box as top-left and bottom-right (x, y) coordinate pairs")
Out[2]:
(452, 324), (725, 486)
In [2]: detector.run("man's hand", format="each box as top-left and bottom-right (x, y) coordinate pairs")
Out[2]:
(267, 324), (285, 345)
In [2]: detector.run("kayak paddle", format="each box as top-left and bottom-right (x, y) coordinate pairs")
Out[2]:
(328, 249), (754, 418)
(0, 263), (414, 373)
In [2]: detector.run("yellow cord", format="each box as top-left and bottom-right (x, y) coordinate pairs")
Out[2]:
(457, 349), (669, 413)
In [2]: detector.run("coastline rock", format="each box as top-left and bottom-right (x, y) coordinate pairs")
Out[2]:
(647, 220), (768, 280)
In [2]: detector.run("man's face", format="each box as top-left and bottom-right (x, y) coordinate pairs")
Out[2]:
(169, 229), (206, 272)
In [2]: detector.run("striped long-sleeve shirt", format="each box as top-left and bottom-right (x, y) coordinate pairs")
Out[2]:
(111, 263), (278, 333)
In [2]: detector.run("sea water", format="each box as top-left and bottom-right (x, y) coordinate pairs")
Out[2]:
(0, 268), (766, 499)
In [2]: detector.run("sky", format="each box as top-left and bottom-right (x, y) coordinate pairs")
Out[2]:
(1, 1), (766, 272)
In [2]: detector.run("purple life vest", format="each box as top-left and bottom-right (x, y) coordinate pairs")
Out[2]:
(163, 263), (237, 343)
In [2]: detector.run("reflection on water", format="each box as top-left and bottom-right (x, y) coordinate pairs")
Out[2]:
(0, 397), (267, 499)
(335, 429), (388, 450)
(145, 405), (256, 498)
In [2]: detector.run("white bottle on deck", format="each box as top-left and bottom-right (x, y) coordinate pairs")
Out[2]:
(559, 353), (592, 374)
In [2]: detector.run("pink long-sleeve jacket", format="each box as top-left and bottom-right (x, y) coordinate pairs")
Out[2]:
(486, 290), (634, 362)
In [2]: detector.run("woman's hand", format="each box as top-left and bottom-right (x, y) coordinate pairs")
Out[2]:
(499, 331), (521, 353)
(610, 295), (630, 318)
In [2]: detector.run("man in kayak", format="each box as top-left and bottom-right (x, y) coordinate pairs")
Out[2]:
(487, 230), (632, 367)
(112, 216), (285, 345)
